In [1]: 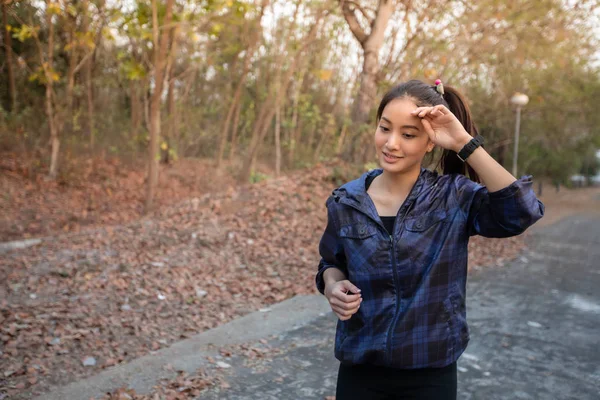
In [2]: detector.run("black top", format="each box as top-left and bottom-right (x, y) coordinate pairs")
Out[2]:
(381, 216), (395, 236)
(365, 173), (395, 235)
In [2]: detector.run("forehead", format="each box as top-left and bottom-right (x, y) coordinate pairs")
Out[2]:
(380, 97), (420, 123)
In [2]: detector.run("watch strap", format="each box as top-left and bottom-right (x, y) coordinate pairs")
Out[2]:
(457, 135), (484, 162)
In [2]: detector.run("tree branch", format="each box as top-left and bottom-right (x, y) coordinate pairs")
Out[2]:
(344, 0), (374, 22)
(366, 0), (395, 49)
(339, 0), (368, 45)
(73, 0), (107, 75)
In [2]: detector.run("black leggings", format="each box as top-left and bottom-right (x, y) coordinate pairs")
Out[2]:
(336, 361), (457, 400)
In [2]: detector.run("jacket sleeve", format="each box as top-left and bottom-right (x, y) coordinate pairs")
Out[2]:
(315, 197), (348, 295)
(455, 175), (545, 238)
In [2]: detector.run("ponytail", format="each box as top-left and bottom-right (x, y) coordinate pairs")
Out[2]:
(438, 86), (481, 183)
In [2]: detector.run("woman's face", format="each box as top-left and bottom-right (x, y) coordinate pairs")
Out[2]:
(374, 97), (435, 174)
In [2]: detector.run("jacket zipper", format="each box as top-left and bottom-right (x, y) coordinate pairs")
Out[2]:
(385, 211), (411, 365)
(383, 183), (424, 364)
(384, 183), (436, 364)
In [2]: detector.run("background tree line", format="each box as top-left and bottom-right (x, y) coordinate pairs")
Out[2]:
(1, 0), (599, 211)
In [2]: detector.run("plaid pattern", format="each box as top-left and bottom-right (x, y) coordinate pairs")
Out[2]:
(316, 168), (544, 369)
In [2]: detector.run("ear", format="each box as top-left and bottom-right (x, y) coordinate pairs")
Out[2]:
(426, 140), (435, 153)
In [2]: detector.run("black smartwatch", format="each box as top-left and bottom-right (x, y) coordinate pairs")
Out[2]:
(457, 135), (484, 162)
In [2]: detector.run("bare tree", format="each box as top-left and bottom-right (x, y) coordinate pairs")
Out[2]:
(239, 2), (326, 182)
(145, 0), (175, 213)
(217, 0), (269, 169)
(2, 1), (16, 112)
(339, 0), (395, 126)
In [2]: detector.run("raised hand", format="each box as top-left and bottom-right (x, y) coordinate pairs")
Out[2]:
(411, 105), (473, 153)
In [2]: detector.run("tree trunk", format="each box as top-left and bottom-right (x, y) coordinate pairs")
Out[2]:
(288, 70), (306, 168)
(45, 2), (60, 179)
(289, 118), (303, 168)
(217, 0), (268, 168)
(229, 98), (242, 159)
(47, 83), (60, 179)
(82, 0), (95, 149)
(163, 25), (179, 164)
(282, 101), (289, 148)
(131, 80), (141, 140)
(66, 25), (78, 134)
(314, 116), (334, 163)
(340, 0), (394, 156)
(145, 0), (175, 213)
(164, 63), (176, 164)
(142, 76), (150, 133)
(2, 2), (16, 111)
(353, 46), (379, 125)
(239, 4), (320, 182)
(336, 123), (347, 156)
(275, 98), (281, 176)
(217, 71), (246, 167)
(307, 123), (317, 150)
(314, 131), (326, 163)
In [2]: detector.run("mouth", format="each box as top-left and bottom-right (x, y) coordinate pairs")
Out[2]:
(382, 151), (403, 160)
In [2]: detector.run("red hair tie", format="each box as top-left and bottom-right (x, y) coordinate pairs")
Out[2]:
(434, 79), (444, 95)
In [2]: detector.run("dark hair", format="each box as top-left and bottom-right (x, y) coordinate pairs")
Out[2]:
(376, 80), (480, 182)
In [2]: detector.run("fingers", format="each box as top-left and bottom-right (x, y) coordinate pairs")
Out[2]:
(327, 280), (362, 320)
(420, 118), (434, 137)
(338, 291), (361, 303)
(337, 312), (358, 321)
(328, 283), (363, 321)
(333, 303), (361, 320)
(411, 105), (449, 118)
(330, 296), (362, 311)
(339, 280), (361, 295)
(410, 106), (432, 118)
(336, 280), (361, 302)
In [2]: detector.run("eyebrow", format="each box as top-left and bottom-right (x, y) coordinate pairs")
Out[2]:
(380, 117), (420, 131)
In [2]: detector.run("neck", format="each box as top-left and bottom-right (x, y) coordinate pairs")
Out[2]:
(377, 166), (421, 197)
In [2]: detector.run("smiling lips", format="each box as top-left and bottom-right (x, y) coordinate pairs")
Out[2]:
(382, 151), (403, 162)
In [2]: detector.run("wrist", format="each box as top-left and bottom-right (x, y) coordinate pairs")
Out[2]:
(454, 132), (473, 153)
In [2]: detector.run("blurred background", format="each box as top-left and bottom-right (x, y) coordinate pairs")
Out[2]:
(1, 1), (600, 399)
(1, 0), (599, 233)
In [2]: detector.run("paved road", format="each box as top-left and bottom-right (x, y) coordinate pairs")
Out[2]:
(198, 213), (600, 400)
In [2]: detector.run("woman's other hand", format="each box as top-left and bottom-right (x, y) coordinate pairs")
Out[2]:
(324, 280), (362, 321)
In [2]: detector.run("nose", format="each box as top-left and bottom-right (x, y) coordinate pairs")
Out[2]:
(386, 132), (401, 151)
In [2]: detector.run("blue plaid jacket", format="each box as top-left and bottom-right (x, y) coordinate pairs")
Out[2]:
(316, 168), (544, 369)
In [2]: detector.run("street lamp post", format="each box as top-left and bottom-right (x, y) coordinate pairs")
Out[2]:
(510, 92), (529, 177)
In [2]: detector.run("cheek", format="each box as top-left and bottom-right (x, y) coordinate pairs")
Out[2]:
(374, 131), (387, 148)
(405, 138), (430, 155)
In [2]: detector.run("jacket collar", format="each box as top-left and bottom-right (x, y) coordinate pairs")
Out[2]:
(332, 167), (436, 221)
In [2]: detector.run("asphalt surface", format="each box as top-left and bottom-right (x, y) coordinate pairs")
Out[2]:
(198, 213), (600, 400)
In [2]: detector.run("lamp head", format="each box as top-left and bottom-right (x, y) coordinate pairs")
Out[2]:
(511, 93), (529, 107)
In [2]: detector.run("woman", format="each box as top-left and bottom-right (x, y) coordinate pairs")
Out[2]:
(315, 80), (544, 399)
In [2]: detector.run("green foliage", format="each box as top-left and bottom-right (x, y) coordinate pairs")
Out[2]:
(11, 24), (39, 42)
(120, 59), (147, 80)
(249, 170), (269, 184)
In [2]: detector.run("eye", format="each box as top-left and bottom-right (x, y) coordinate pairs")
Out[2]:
(379, 125), (390, 132)
(403, 133), (416, 139)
